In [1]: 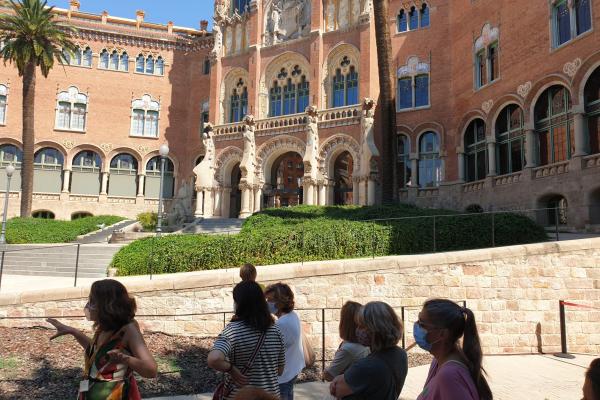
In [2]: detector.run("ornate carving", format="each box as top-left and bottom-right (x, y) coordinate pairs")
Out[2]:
(193, 126), (217, 190)
(264, 0), (311, 47)
(397, 56), (430, 78)
(210, 24), (222, 62)
(100, 143), (113, 152)
(303, 106), (319, 179)
(137, 145), (149, 155)
(215, 146), (244, 184)
(517, 81), (532, 99)
(475, 23), (499, 53)
(63, 139), (76, 150)
(563, 57), (582, 78)
(240, 115), (257, 184)
(359, 98), (379, 177)
(318, 134), (361, 178)
(482, 100), (494, 114)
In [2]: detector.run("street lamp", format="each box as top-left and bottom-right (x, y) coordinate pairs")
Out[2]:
(0, 164), (16, 244)
(156, 144), (169, 236)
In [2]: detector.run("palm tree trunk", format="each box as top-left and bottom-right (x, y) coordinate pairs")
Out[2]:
(20, 60), (36, 218)
(372, 0), (397, 204)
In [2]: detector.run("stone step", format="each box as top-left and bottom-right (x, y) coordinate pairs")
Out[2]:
(182, 218), (244, 234)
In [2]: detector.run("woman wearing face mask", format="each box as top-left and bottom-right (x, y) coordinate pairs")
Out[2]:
(264, 283), (305, 400)
(323, 301), (369, 382)
(414, 299), (493, 400)
(582, 358), (600, 400)
(330, 301), (408, 400)
(46, 279), (157, 399)
(208, 281), (285, 399)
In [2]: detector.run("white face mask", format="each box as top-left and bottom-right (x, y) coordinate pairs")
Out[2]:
(267, 301), (278, 315)
(84, 301), (95, 321)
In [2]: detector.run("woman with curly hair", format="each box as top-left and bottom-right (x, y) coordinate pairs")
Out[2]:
(47, 279), (157, 399)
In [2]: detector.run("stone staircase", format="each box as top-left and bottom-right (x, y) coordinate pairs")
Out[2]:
(0, 244), (125, 278)
(181, 218), (244, 235)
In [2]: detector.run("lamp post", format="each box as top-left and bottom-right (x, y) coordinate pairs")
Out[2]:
(0, 164), (16, 245)
(156, 144), (169, 237)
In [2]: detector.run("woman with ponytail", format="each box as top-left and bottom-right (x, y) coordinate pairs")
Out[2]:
(414, 299), (492, 400)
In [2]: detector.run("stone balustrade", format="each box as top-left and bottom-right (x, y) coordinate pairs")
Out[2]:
(532, 161), (569, 179)
(583, 153), (600, 169)
(417, 187), (439, 197)
(255, 113), (307, 137)
(463, 180), (485, 193)
(318, 105), (361, 128)
(213, 121), (244, 137)
(494, 171), (522, 187)
(69, 194), (100, 202)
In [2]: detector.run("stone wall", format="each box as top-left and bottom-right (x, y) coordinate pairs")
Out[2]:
(1, 238), (600, 355)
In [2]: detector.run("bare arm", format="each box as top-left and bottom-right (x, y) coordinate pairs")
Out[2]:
(108, 322), (157, 378)
(46, 318), (91, 350)
(330, 374), (354, 398)
(207, 349), (248, 386)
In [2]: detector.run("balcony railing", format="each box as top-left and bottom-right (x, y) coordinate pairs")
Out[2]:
(532, 161), (569, 180)
(583, 153), (600, 169)
(493, 171), (523, 187)
(318, 105), (361, 128)
(463, 180), (485, 193)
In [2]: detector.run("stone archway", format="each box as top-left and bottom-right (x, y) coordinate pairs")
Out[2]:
(319, 134), (361, 205)
(269, 151), (305, 207)
(333, 151), (354, 205)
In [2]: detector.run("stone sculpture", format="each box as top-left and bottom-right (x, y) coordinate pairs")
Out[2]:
(303, 105), (319, 179)
(240, 114), (256, 183)
(265, 0), (311, 46)
(211, 24), (223, 61)
(360, 98), (379, 177)
(193, 127), (217, 190)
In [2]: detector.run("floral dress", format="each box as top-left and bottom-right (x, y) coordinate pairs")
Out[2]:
(79, 329), (141, 400)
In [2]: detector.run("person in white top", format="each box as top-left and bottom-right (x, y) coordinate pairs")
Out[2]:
(265, 283), (305, 400)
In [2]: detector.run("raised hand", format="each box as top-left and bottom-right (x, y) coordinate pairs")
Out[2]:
(46, 318), (73, 340)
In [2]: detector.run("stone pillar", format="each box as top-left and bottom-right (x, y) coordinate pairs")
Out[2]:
(304, 181), (315, 206)
(410, 155), (419, 187)
(240, 184), (252, 218)
(137, 174), (145, 197)
(352, 177), (360, 205)
(213, 188), (222, 217)
(254, 186), (262, 213)
(487, 140), (497, 176)
(100, 172), (109, 195)
(221, 187), (231, 218)
(359, 178), (368, 205)
(195, 190), (204, 217)
(62, 169), (71, 193)
(457, 152), (465, 182)
(525, 129), (537, 168)
(367, 178), (376, 206)
(573, 111), (588, 157)
(204, 189), (214, 218)
(319, 182), (327, 205)
(329, 180), (336, 205)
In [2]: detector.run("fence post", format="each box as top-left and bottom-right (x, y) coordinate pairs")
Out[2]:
(223, 312), (226, 329)
(491, 212), (495, 247)
(401, 306), (406, 349)
(555, 300), (575, 359)
(73, 244), (81, 287)
(555, 206), (560, 242)
(372, 224), (376, 259)
(0, 250), (5, 292)
(321, 308), (326, 379)
(432, 216), (437, 252)
(301, 228), (305, 266)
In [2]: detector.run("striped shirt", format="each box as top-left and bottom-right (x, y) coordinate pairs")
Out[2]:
(212, 320), (285, 399)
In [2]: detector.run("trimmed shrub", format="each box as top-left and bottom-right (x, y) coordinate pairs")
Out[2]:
(137, 212), (158, 231)
(5, 215), (125, 244)
(112, 205), (548, 276)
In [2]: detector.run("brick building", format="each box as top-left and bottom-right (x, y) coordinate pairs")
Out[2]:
(1, 0), (599, 229)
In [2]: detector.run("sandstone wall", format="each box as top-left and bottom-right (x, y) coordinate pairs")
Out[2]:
(1, 238), (600, 355)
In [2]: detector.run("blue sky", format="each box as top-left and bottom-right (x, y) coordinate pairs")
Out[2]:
(48, 1), (214, 29)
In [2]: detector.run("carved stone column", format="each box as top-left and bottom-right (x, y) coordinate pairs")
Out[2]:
(194, 190), (204, 217)
(410, 154), (419, 187)
(221, 187), (231, 218)
(359, 177), (368, 206)
(62, 169), (71, 193)
(213, 188), (222, 217)
(100, 172), (109, 195)
(573, 111), (588, 157)
(318, 181), (327, 206)
(240, 183), (252, 218)
(457, 152), (465, 182)
(525, 129), (537, 168)
(487, 139), (497, 176)
(352, 176), (360, 205)
(367, 176), (376, 206)
(204, 189), (214, 218)
(253, 185), (262, 213)
(303, 178), (316, 206)
(137, 174), (145, 197)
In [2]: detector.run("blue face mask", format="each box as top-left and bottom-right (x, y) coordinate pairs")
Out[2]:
(267, 301), (277, 315)
(413, 322), (433, 352)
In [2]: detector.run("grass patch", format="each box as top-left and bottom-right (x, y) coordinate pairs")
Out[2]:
(112, 204), (548, 276)
(5, 216), (125, 244)
(0, 356), (19, 370)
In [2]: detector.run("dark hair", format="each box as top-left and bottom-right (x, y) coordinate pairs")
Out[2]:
(233, 281), (274, 332)
(358, 301), (402, 352)
(89, 279), (136, 332)
(264, 282), (295, 313)
(587, 358), (600, 399)
(423, 299), (492, 400)
(339, 301), (362, 342)
(239, 263), (257, 282)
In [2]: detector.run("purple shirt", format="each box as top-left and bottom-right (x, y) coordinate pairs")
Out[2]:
(417, 359), (479, 400)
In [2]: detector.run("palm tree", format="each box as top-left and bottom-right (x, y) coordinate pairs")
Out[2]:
(0, 0), (76, 217)
(372, 0), (397, 203)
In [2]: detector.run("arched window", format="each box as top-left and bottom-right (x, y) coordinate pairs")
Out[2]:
(109, 153), (138, 197)
(474, 24), (500, 89)
(464, 119), (487, 182)
(297, 76), (310, 112)
(145, 156), (175, 199)
(55, 87), (87, 131)
(420, 4), (430, 28)
(346, 66), (359, 105)
(535, 85), (573, 165)
(552, 0), (591, 47)
(131, 95), (160, 137)
(418, 132), (441, 187)
(269, 66), (310, 116)
(496, 105), (525, 175)
(333, 69), (345, 108)
(72, 48), (80, 65)
(32, 210), (55, 219)
(397, 57), (430, 110)
(585, 67), (600, 154)
(72, 212), (93, 220)
(156, 56), (165, 75)
(110, 50), (119, 70)
(33, 148), (63, 194)
(269, 82), (282, 117)
(99, 49), (109, 69)
(71, 150), (102, 195)
(146, 55), (155, 74)
(230, 90), (241, 123)
(120, 52), (129, 72)
(408, 6), (419, 30)
(397, 134), (411, 188)
(331, 58), (359, 108)
(397, 9), (407, 32)
(83, 47), (93, 67)
(0, 85), (7, 124)
(0, 144), (22, 190)
(232, 0), (250, 14)
(136, 54), (144, 73)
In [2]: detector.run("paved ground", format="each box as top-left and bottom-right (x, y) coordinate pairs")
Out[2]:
(146, 354), (594, 400)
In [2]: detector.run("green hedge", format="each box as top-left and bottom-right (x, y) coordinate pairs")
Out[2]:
(5, 216), (125, 244)
(112, 205), (548, 276)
